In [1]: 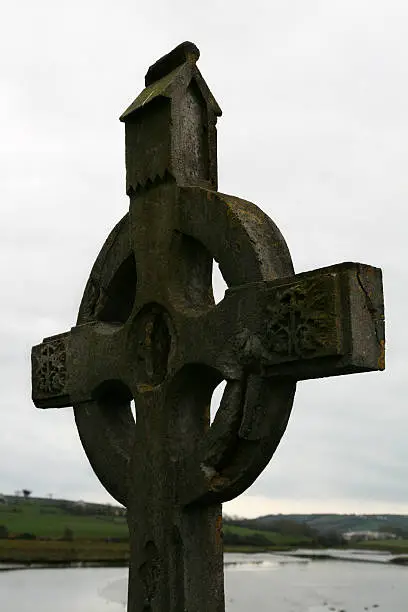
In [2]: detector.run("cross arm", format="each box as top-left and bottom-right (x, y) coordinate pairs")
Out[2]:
(179, 261), (384, 382)
(32, 332), (71, 408)
(178, 262), (384, 506)
(235, 260), (385, 379)
(31, 322), (126, 408)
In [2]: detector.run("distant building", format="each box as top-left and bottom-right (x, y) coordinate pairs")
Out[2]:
(343, 530), (397, 541)
(75, 500), (87, 508)
(0, 496), (6, 505)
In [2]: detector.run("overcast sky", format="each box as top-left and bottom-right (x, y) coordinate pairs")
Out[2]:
(0, 0), (406, 518)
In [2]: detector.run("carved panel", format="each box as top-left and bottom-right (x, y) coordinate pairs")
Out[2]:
(32, 335), (68, 397)
(131, 304), (172, 388)
(265, 276), (340, 360)
(222, 274), (342, 375)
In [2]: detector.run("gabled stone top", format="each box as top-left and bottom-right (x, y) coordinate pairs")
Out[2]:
(119, 41), (222, 122)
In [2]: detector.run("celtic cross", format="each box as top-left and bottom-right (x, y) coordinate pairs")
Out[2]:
(31, 42), (385, 612)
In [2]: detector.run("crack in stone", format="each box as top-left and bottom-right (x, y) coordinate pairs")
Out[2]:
(356, 267), (383, 348)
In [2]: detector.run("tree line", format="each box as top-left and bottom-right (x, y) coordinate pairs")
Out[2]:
(223, 516), (346, 548)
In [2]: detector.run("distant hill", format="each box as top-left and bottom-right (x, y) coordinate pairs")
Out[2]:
(229, 513), (408, 535)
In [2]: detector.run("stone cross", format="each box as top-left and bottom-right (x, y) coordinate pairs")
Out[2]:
(31, 42), (385, 612)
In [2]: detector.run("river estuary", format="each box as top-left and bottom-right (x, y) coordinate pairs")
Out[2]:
(1, 551), (407, 611)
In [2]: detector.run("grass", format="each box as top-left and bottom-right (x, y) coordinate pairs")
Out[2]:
(352, 539), (408, 555)
(0, 539), (129, 564)
(0, 501), (128, 540)
(0, 498), (130, 562)
(223, 524), (313, 546)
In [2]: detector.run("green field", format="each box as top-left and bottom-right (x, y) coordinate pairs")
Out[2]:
(0, 498), (129, 563)
(0, 500), (128, 540)
(223, 524), (313, 547)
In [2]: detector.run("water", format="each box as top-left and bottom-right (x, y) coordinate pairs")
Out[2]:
(1, 552), (407, 611)
(224, 553), (407, 611)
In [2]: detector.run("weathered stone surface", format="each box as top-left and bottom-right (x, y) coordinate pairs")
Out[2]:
(31, 42), (385, 612)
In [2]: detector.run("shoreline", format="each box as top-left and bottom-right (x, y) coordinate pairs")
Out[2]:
(1, 546), (407, 570)
(0, 540), (130, 565)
